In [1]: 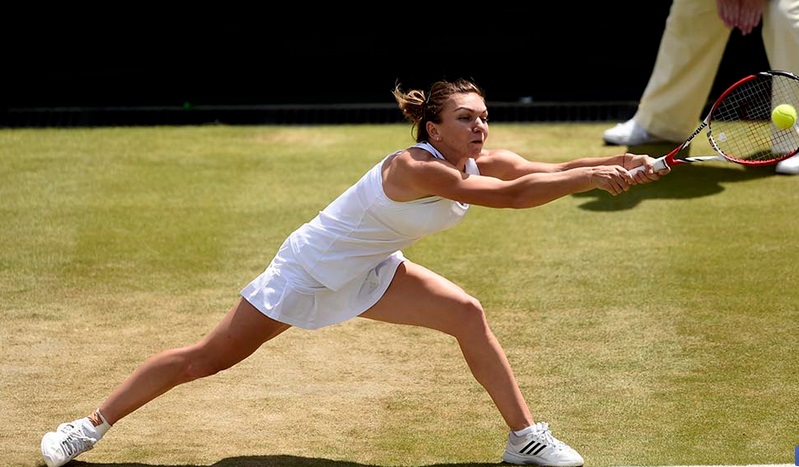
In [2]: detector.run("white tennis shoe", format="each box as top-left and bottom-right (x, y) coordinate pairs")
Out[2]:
(603, 119), (673, 146)
(502, 421), (584, 466)
(41, 418), (101, 467)
(775, 154), (799, 174)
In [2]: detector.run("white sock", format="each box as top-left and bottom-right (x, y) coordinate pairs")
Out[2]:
(86, 409), (111, 438)
(513, 425), (533, 437)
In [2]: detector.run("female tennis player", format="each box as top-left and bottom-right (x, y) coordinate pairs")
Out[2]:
(41, 78), (667, 467)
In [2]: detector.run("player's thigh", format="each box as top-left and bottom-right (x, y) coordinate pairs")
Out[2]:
(360, 260), (483, 334)
(198, 297), (291, 368)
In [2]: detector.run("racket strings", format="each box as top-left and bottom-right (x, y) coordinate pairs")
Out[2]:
(709, 72), (799, 164)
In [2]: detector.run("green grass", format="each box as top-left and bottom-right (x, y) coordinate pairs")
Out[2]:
(2, 124), (797, 467)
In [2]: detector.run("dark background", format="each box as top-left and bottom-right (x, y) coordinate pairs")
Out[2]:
(4, 4), (769, 111)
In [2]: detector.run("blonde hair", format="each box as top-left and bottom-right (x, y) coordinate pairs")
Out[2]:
(392, 78), (485, 143)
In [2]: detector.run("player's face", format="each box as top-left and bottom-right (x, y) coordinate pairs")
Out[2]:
(434, 92), (488, 158)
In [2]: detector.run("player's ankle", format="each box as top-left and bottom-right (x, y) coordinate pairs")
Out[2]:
(88, 409), (112, 437)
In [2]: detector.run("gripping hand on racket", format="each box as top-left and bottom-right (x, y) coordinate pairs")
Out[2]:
(585, 154), (670, 196)
(622, 153), (671, 183)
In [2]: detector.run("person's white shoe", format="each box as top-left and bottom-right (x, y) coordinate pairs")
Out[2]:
(41, 418), (100, 467)
(603, 119), (671, 146)
(502, 422), (584, 466)
(775, 154), (799, 174)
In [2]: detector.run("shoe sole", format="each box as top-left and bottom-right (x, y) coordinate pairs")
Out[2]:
(502, 451), (584, 466)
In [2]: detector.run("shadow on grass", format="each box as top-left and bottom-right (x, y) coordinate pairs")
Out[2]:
(573, 160), (777, 212)
(65, 455), (503, 467)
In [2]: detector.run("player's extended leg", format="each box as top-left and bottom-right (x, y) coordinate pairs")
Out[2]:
(41, 298), (290, 467)
(99, 297), (291, 424)
(359, 260), (532, 429)
(360, 260), (584, 466)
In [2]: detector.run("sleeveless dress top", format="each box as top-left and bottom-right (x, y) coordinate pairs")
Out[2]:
(290, 142), (479, 291)
(241, 142), (479, 329)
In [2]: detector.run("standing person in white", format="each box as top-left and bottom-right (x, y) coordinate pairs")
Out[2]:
(603, 0), (799, 174)
(40, 78), (667, 467)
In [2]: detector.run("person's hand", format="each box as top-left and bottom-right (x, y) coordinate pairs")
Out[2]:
(716, 0), (765, 35)
(587, 165), (636, 196)
(623, 153), (670, 183)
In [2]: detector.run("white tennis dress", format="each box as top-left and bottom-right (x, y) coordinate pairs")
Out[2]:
(241, 142), (479, 329)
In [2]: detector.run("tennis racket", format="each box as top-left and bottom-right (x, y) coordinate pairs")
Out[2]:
(630, 69), (799, 175)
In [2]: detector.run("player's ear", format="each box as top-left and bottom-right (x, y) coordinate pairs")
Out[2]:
(427, 122), (441, 141)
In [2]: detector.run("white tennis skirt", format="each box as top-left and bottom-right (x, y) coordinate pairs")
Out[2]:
(240, 240), (405, 330)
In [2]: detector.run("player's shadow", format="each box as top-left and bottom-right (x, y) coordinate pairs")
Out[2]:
(576, 143), (778, 211)
(62, 454), (502, 467)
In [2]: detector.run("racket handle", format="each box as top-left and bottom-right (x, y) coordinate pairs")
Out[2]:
(628, 156), (670, 176)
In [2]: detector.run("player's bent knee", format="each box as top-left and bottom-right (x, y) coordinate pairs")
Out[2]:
(451, 296), (489, 334)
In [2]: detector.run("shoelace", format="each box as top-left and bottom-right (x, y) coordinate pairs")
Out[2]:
(57, 425), (96, 457)
(531, 422), (567, 449)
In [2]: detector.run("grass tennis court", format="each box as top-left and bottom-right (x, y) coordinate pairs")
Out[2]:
(1, 123), (797, 467)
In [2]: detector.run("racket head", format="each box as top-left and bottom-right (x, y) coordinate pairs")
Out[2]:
(707, 70), (799, 165)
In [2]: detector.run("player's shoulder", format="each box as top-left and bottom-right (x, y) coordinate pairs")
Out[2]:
(405, 145), (434, 159)
(477, 148), (524, 162)
(386, 147), (442, 175)
(475, 148), (539, 179)
(392, 146), (437, 165)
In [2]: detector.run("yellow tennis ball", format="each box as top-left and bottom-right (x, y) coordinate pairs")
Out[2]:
(771, 104), (797, 130)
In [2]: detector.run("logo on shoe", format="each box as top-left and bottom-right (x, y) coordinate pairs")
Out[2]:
(520, 440), (548, 456)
